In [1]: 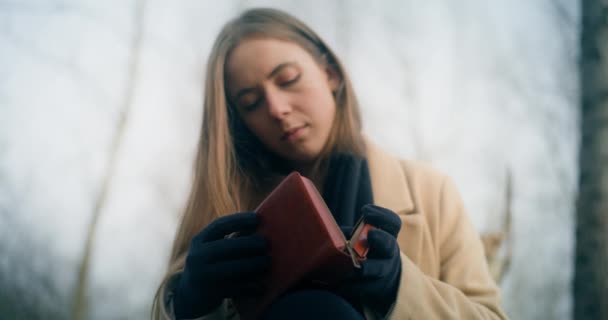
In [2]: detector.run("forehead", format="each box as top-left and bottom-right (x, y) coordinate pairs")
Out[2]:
(225, 37), (316, 84)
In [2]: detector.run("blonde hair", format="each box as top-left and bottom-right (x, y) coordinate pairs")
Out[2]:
(152, 8), (364, 319)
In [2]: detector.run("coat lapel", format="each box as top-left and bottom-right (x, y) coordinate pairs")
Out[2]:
(365, 139), (435, 273)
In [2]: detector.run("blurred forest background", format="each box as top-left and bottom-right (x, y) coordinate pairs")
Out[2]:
(2, 0), (605, 319)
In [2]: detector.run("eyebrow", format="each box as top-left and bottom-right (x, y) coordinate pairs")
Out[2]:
(233, 62), (296, 101)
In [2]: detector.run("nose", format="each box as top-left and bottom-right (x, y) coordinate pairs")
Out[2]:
(265, 88), (291, 120)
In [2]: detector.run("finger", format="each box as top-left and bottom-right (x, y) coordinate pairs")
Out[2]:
(366, 229), (398, 259)
(199, 255), (271, 282)
(188, 235), (268, 264)
(359, 258), (393, 279)
(361, 205), (401, 237)
(228, 281), (268, 298)
(194, 212), (258, 243)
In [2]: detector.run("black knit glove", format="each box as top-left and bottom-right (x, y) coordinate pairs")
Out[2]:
(173, 212), (270, 319)
(338, 204), (402, 315)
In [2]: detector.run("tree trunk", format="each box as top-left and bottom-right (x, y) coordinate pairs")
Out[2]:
(574, 1), (608, 319)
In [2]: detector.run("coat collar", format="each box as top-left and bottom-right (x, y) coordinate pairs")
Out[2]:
(365, 138), (416, 215)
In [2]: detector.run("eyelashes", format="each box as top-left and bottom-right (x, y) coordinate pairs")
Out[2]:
(244, 99), (261, 112)
(241, 74), (302, 112)
(279, 74), (301, 87)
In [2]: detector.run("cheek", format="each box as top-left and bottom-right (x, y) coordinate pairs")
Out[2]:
(241, 114), (275, 142)
(311, 90), (337, 128)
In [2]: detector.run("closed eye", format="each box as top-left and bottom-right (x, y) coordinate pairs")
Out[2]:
(243, 98), (262, 112)
(279, 74), (301, 88)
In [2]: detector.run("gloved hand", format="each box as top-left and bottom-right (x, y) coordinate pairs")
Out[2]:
(338, 204), (402, 315)
(173, 212), (270, 319)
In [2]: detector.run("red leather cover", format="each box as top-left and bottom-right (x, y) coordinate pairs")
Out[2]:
(233, 172), (355, 320)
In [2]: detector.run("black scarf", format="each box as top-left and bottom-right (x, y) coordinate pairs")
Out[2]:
(322, 153), (374, 227)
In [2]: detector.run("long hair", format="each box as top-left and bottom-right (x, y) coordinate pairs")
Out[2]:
(152, 8), (365, 319)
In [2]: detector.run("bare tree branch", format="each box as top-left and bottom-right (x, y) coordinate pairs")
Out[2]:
(70, 0), (147, 318)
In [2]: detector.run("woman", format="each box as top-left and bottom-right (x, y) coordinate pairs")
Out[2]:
(152, 8), (508, 320)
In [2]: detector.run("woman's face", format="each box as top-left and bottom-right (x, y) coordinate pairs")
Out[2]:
(225, 37), (339, 166)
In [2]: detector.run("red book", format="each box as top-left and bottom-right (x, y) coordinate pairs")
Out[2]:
(233, 172), (372, 320)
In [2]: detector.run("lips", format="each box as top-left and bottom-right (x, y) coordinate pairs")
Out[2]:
(281, 125), (308, 141)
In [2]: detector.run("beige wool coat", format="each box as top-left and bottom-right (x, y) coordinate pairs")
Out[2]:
(162, 141), (509, 320)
